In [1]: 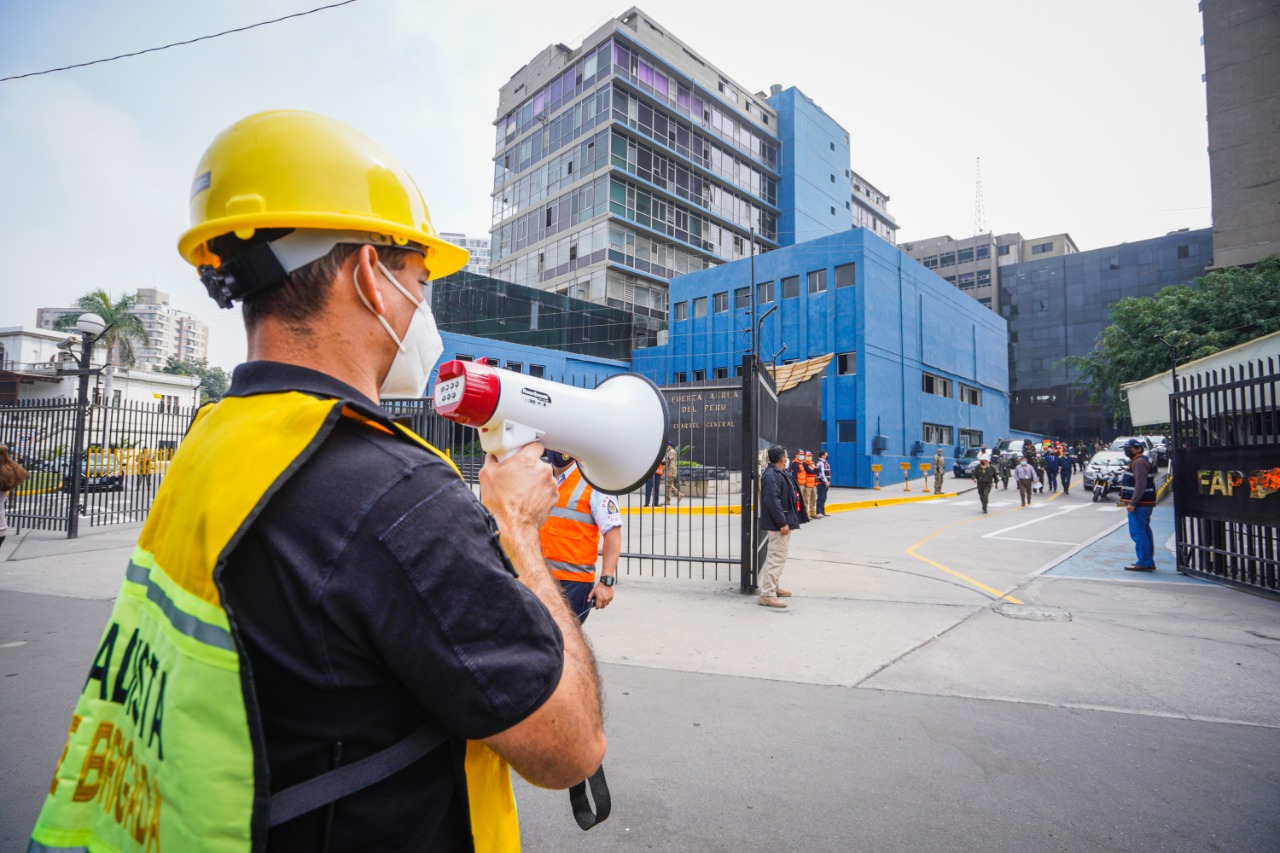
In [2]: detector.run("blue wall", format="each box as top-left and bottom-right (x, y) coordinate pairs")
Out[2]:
(768, 87), (852, 247)
(632, 229), (1010, 487)
(435, 331), (630, 389)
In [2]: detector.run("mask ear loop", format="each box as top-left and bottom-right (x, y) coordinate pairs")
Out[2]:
(353, 265), (408, 354)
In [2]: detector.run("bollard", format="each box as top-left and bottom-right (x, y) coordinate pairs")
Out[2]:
(900, 461), (912, 491)
(871, 463), (882, 491)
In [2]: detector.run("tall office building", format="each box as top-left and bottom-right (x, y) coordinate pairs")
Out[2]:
(851, 170), (898, 245)
(490, 7), (781, 346)
(37, 288), (209, 370)
(1202, 0), (1280, 268)
(901, 231), (1078, 310)
(438, 232), (492, 276)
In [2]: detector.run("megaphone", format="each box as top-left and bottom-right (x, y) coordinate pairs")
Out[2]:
(433, 360), (671, 495)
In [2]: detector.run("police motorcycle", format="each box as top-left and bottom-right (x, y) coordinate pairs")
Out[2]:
(1092, 468), (1124, 502)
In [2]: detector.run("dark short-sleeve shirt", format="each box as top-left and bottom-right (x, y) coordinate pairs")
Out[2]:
(218, 362), (564, 851)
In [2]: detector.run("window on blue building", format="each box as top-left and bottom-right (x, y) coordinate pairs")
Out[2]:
(530, 364), (545, 378)
(959, 384), (982, 405)
(782, 276), (799, 299)
(835, 263), (856, 288)
(693, 296), (707, 317)
(960, 429), (983, 447)
(758, 281), (774, 303)
(807, 269), (827, 293)
(713, 292), (728, 313)
(694, 369), (706, 381)
(674, 301), (688, 320)
(922, 373), (952, 397)
(837, 352), (857, 375)
(507, 362), (524, 373)
(456, 354), (474, 361)
(837, 421), (857, 442)
(735, 287), (750, 309)
(675, 371), (687, 383)
(714, 367), (728, 379)
(922, 423), (953, 444)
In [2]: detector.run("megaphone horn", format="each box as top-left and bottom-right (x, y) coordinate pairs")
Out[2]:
(433, 360), (671, 495)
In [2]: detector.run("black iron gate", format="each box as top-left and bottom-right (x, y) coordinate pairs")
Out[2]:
(386, 357), (777, 586)
(1170, 356), (1279, 597)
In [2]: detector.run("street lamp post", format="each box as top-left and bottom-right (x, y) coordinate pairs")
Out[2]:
(64, 313), (106, 539)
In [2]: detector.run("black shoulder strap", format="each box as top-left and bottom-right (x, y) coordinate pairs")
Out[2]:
(267, 724), (446, 828)
(569, 764), (611, 831)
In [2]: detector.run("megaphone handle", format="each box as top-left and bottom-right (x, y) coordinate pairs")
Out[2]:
(480, 420), (545, 463)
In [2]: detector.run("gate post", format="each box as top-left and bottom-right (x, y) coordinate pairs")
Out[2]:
(739, 354), (757, 594)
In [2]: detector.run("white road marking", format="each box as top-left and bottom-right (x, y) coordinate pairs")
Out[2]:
(981, 503), (1087, 539)
(0, 641), (27, 649)
(988, 536), (1083, 546)
(1096, 506), (1124, 512)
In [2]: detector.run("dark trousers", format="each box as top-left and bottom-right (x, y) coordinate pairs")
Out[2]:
(559, 579), (594, 623)
(643, 473), (661, 506)
(1048, 470), (1059, 491)
(978, 483), (992, 511)
(816, 483), (828, 515)
(1060, 469), (1072, 493)
(1017, 479), (1034, 505)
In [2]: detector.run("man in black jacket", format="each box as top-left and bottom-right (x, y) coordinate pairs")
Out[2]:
(759, 445), (806, 608)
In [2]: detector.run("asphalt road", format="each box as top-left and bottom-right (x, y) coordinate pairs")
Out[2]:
(3, 484), (1279, 851)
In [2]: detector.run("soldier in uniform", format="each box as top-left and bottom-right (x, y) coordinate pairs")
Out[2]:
(996, 452), (1011, 490)
(663, 440), (680, 505)
(932, 447), (945, 494)
(973, 456), (998, 513)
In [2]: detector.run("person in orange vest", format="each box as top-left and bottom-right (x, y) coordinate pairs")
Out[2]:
(541, 450), (623, 622)
(801, 451), (819, 518)
(643, 450), (664, 507)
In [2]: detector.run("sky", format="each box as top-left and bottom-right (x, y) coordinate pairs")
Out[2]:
(0, 0), (1211, 371)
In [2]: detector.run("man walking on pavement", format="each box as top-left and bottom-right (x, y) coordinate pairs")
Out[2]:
(759, 446), (806, 608)
(814, 450), (831, 518)
(933, 447), (946, 494)
(1015, 455), (1037, 506)
(997, 452), (1011, 490)
(663, 440), (680, 505)
(1060, 448), (1075, 495)
(541, 451), (622, 622)
(1120, 438), (1158, 571)
(974, 455), (998, 513)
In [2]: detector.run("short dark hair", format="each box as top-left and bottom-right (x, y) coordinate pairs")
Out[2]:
(208, 230), (416, 331)
(767, 445), (787, 464)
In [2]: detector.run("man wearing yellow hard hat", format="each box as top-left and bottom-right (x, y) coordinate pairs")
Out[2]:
(30, 111), (604, 852)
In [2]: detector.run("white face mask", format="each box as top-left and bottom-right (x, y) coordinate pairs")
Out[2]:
(354, 261), (444, 399)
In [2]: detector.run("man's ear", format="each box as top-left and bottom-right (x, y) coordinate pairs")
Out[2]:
(352, 244), (386, 315)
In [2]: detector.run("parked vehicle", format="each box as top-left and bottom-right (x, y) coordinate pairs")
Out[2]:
(952, 448), (982, 478)
(1082, 450), (1128, 490)
(1092, 467), (1125, 502)
(59, 457), (125, 494)
(994, 438), (1031, 465)
(1142, 435), (1170, 467)
(1108, 436), (1153, 454)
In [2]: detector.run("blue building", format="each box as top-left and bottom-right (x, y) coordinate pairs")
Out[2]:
(767, 86), (854, 247)
(632, 229), (1009, 487)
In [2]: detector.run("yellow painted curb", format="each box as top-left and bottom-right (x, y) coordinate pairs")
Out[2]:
(621, 491), (960, 517)
(621, 505), (742, 516)
(825, 492), (958, 513)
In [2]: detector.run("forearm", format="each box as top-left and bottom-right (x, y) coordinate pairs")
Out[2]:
(491, 528), (605, 787)
(600, 529), (621, 577)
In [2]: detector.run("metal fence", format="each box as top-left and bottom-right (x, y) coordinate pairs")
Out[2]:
(1170, 356), (1279, 598)
(1, 398), (197, 533)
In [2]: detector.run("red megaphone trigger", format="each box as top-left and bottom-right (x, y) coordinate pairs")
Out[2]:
(434, 360), (501, 426)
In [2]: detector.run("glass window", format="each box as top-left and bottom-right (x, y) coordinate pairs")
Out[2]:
(456, 354), (474, 362)
(939, 252), (956, 266)
(1032, 242), (1054, 255)
(757, 281), (774, 303)
(529, 364), (545, 377)
(507, 362), (524, 373)
(835, 263), (855, 288)
(675, 371), (687, 383)
(693, 296), (707, 317)
(922, 373), (952, 397)
(959, 384), (982, 405)
(997, 245), (1010, 256)
(714, 367), (729, 379)
(959, 428), (983, 447)
(808, 270), (827, 293)
(837, 352), (857, 375)
(713, 292), (728, 313)
(782, 276), (800, 299)
(694, 369), (706, 381)
(838, 420), (857, 442)
(674, 301), (688, 321)
(735, 287), (750, 309)
(922, 423), (953, 444)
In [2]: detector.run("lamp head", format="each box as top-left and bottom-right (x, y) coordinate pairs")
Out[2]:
(75, 313), (107, 338)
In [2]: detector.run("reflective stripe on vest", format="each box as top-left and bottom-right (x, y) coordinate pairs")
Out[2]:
(30, 392), (518, 853)
(1120, 456), (1157, 504)
(541, 467), (600, 575)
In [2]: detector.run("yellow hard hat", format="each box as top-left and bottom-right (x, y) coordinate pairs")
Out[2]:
(178, 110), (468, 280)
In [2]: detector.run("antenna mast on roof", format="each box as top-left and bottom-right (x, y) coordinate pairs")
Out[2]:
(974, 156), (986, 235)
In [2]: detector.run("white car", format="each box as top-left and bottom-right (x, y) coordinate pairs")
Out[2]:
(1083, 451), (1129, 488)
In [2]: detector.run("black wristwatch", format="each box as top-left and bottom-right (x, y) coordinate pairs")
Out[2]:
(599, 575), (616, 587)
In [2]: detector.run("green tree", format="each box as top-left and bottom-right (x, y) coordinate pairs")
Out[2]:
(53, 289), (151, 403)
(160, 356), (230, 403)
(1067, 255), (1280, 418)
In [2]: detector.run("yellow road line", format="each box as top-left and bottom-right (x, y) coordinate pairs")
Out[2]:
(903, 490), (1066, 604)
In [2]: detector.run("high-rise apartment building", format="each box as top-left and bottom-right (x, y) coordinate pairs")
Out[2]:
(490, 7), (781, 346)
(851, 170), (898, 245)
(438, 232), (492, 276)
(37, 288), (209, 370)
(901, 231), (1078, 310)
(1202, 0), (1280, 268)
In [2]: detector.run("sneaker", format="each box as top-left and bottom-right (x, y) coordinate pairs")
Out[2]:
(758, 595), (787, 608)
(775, 588), (793, 597)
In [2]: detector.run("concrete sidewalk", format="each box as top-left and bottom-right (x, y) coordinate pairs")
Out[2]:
(3, 490), (1278, 852)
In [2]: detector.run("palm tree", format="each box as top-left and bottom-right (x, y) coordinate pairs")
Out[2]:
(53, 290), (151, 405)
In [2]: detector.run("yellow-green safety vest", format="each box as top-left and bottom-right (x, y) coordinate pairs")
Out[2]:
(29, 391), (521, 852)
